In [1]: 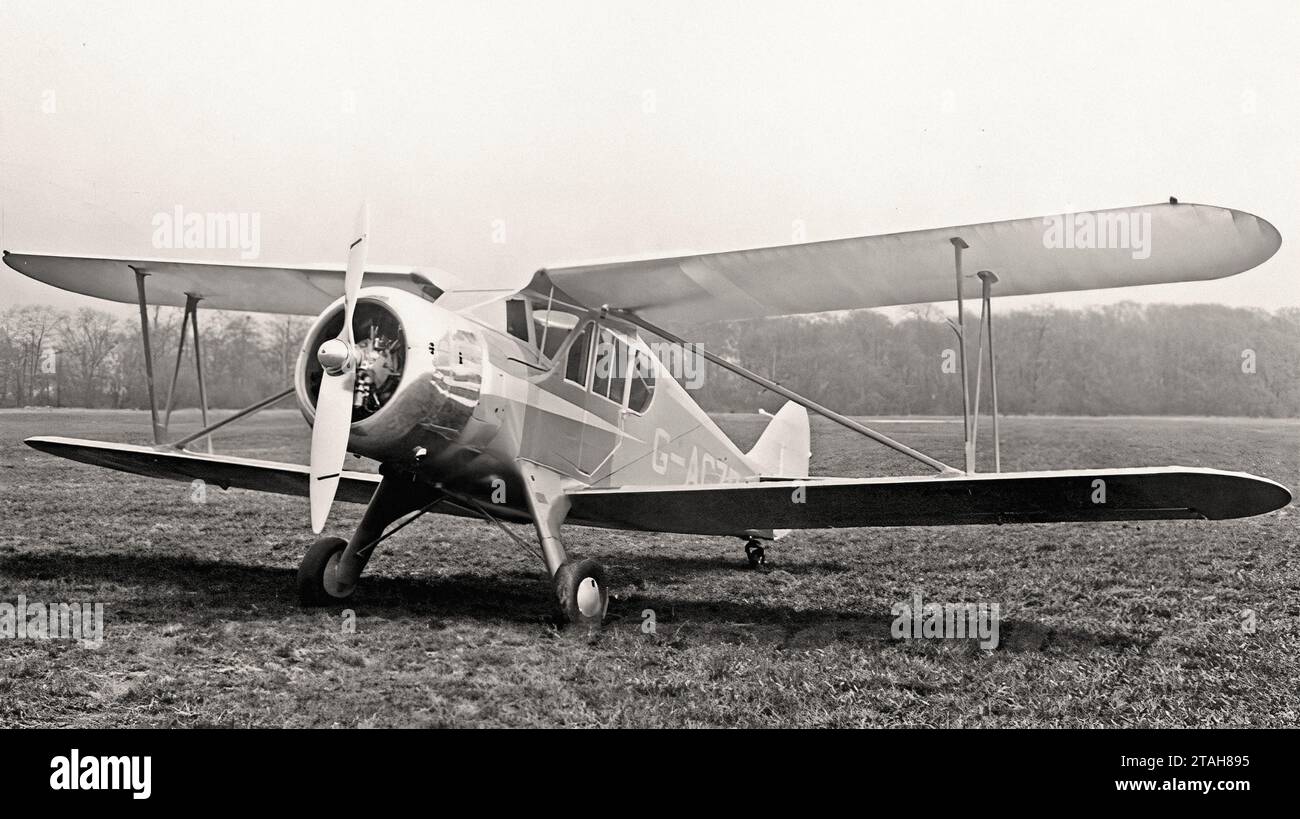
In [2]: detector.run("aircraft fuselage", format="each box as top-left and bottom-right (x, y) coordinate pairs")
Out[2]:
(295, 286), (760, 526)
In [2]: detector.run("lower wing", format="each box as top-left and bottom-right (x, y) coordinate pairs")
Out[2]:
(25, 436), (380, 504)
(566, 469), (1292, 536)
(24, 437), (1292, 538)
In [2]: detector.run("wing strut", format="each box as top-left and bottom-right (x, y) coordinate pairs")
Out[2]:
(160, 293), (213, 452)
(972, 269), (1001, 473)
(131, 263), (290, 453)
(131, 267), (163, 444)
(945, 237), (1003, 474)
(169, 387), (296, 450)
(607, 308), (958, 475)
(950, 238), (973, 470)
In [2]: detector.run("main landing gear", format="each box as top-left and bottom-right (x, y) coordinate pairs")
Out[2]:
(553, 558), (609, 629)
(296, 467), (613, 631)
(517, 462), (611, 630)
(744, 539), (767, 569)
(297, 536), (354, 604)
(297, 476), (429, 608)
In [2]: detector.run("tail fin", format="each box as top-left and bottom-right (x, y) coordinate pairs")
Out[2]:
(747, 401), (811, 477)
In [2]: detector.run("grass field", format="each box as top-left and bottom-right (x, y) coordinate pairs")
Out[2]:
(1, 408), (1297, 727)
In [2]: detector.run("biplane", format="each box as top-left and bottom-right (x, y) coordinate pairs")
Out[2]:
(4, 201), (1290, 628)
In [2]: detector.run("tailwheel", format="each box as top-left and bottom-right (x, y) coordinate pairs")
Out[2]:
(297, 536), (356, 605)
(553, 558), (609, 629)
(744, 539), (767, 570)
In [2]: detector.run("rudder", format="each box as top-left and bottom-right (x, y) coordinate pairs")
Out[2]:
(747, 401), (811, 477)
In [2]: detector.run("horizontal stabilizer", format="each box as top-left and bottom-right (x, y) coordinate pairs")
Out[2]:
(24, 436), (380, 504)
(567, 467), (1291, 536)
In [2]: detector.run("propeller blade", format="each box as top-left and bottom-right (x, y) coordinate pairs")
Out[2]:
(309, 365), (355, 533)
(308, 203), (370, 533)
(341, 203), (369, 347)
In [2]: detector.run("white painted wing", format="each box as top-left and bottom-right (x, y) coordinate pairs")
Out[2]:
(538, 202), (1281, 323)
(1, 251), (508, 315)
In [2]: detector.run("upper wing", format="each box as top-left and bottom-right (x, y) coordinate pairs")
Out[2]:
(11, 202), (1279, 320)
(2, 251), (509, 315)
(538, 202), (1281, 324)
(566, 468), (1292, 536)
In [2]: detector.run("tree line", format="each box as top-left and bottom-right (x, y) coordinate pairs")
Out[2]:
(0, 305), (310, 411)
(685, 303), (1299, 417)
(1, 302), (1296, 417)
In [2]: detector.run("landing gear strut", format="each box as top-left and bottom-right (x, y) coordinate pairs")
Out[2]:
(514, 462), (611, 630)
(744, 539), (766, 569)
(296, 476), (433, 607)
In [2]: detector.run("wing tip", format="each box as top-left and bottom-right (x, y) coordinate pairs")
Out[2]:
(1236, 208), (1284, 267)
(1233, 475), (1292, 518)
(1192, 470), (1292, 519)
(1176, 202), (1283, 272)
(24, 435), (61, 453)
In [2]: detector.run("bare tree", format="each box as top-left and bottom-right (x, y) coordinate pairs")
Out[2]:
(0, 319), (16, 406)
(4, 305), (61, 406)
(58, 308), (120, 407)
(266, 316), (311, 386)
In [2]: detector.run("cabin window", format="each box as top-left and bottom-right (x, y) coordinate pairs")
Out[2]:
(589, 329), (631, 404)
(565, 323), (594, 386)
(534, 309), (579, 360)
(505, 299), (531, 343)
(607, 340), (629, 404)
(627, 351), (655, 413)
(590, 328), (617, 399)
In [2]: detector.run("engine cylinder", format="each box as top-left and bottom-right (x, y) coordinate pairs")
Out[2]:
(295, 288), (486, 465)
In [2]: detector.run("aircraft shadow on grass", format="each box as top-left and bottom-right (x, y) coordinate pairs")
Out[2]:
(0, 551), (1147, 653)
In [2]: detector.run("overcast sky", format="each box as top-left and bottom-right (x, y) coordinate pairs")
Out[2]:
(1, 0), (1296, 318)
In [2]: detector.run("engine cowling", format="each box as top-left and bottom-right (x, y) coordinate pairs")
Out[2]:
(295, 288), (486, 465)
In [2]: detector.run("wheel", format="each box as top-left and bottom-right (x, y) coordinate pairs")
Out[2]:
(553, 558), (609, 628)
(745, 540), (766, 569)
(297, 536), (356, 606)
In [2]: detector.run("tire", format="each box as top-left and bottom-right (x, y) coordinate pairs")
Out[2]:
(553, 558), (609, 628)
(297, 536), (355, 606)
